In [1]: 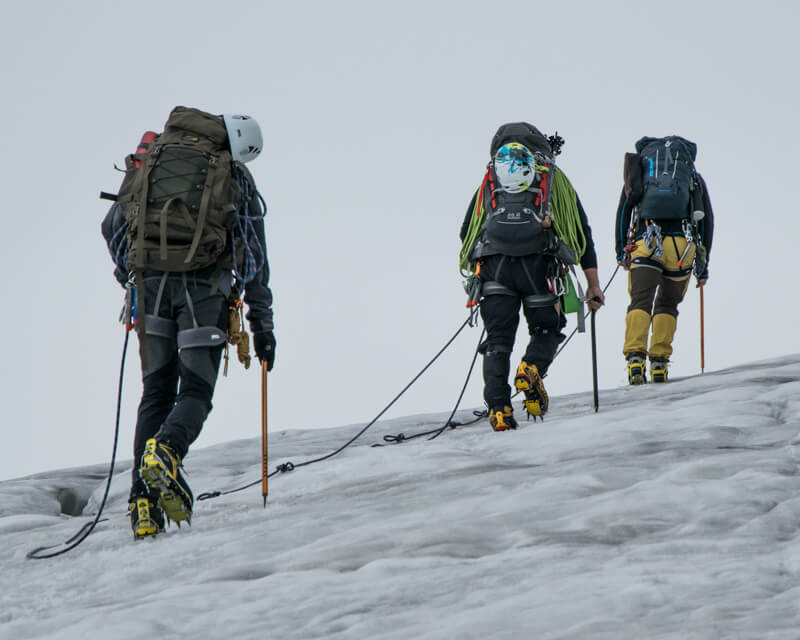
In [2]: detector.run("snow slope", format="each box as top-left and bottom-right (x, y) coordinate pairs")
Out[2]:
(3, 356), (800, 639)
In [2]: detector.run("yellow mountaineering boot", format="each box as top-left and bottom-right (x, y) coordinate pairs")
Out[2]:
(627, 355), (646, 385)
(140, 439), (193, 525)
(650, 359), (669, 383)
(128, 496), (165, 540)
(488, 406), (518, 432)
(514, 361), (549, 419)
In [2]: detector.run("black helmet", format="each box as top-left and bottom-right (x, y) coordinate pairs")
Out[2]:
(490, 122), (552, 158)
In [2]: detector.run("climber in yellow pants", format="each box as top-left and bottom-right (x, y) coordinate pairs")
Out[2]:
(615, 136), (714, 384)
(623, 233), (698, 383)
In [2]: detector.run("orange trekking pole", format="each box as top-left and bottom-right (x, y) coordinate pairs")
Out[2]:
(699, 287), (705, 373)
(261, 361), (269, 506)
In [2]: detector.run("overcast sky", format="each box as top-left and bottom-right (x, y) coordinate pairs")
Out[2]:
(1, 0), (798, 482)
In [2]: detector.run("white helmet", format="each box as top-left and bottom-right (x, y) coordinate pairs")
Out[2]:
(493, 142), (536, 193)
(223, 113), (263, 163)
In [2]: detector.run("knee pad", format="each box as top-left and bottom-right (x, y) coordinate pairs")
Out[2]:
(481, 343), (513, 357)
(139, 334), (176, 378)
(178, 346), (223, 389)
(530, 307), (561, 333)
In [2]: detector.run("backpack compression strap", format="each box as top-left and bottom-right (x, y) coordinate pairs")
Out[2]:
(184, 154), (237, 266)
(159, 198), (195, 261)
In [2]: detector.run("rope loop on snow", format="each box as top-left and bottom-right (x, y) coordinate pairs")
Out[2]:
(27, 330), (130, 560)
(198, 314), (475, 499)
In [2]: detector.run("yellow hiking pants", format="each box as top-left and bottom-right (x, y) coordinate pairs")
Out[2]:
(623, 236), (693, 360)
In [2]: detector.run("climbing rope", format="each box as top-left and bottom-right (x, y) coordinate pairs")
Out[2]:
(31, 266), (621, 552)
(459, 172), (488, 277)
(554, 264), (621, 359)
(230, 166), (267, 286)
(197, 314), (476, 501)
(27, 330), (129, 559)
(381, 327), (487, 444)
(550, 168), (586, 260)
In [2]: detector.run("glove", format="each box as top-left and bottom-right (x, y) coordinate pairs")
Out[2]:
(253, 331), (276, 371)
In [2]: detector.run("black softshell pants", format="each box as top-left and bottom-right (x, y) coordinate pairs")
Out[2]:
(130, 272), (228, 497)
(478, 254), (565, 410)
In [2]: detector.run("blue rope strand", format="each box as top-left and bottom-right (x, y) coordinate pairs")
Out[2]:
(108, 221), (129, 273)
(230, 167), (267, 286)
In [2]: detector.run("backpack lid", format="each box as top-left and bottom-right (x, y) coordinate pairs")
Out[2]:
(163, 106), (229, 147)
(490, 122), (552, 158)
(634, 135), (697, 161)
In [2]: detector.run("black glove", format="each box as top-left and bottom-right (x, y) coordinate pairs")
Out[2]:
(253, 331), (276, 370)
(253, 331), (275, 371)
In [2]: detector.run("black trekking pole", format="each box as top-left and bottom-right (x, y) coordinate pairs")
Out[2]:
(590, 309), (599, 412)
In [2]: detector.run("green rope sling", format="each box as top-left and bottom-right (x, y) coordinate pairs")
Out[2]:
(459, 181), (486, 277)
(458, 166), (586, 277)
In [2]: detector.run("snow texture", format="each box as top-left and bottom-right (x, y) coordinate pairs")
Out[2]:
(3, 355), (800, 639)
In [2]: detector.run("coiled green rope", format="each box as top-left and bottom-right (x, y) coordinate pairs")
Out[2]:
(550, 167), (586, 261)
(459, 184), (485, 277)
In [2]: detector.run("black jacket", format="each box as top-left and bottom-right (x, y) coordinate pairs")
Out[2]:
(101, 193), (274, 334)
(614, 173), (714, 279)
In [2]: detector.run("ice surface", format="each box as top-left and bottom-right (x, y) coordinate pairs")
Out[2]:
(2, 356), (800, 639)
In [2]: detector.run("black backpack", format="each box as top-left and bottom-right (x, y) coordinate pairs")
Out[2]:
(478, 123), (559, 257)
(624, 135), (698, 220)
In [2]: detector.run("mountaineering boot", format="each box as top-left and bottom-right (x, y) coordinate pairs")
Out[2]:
(488, 406), (517, 432)
(627, 355), (646, 385)
(650, 359), (669, 383)
(514, 361), (549, 419)
(129, 496), (165, 540)
(140, 438), (193, 525)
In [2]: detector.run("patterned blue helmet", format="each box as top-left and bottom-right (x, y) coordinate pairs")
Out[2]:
(493, 142), (536, 193)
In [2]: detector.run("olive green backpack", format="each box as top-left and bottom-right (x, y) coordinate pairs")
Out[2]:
(118, 106), (243, 273)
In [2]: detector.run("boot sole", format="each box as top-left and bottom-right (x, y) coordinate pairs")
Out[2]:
(133, 521), (160, 540)
(490, 422), (517, 432)
(131, 499), (162, 540)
